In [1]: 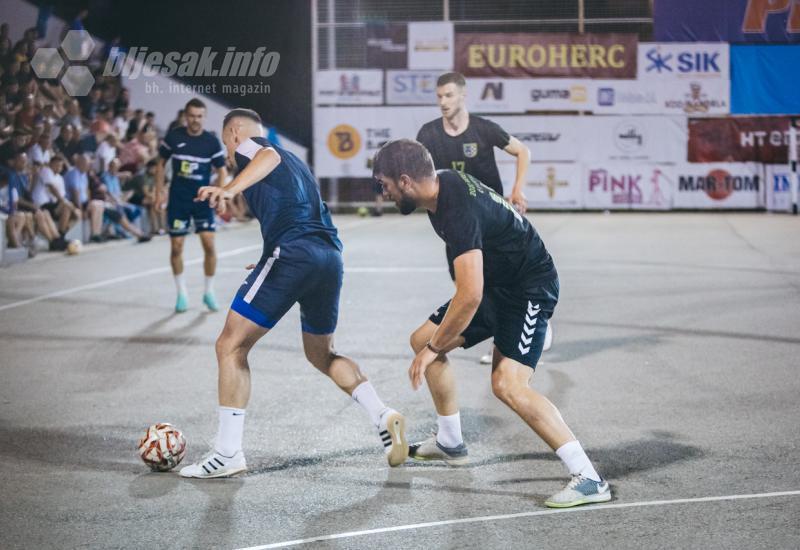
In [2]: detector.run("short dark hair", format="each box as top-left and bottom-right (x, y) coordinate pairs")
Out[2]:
(223, 108), (262, 128)
(436, 72), (466, 88)
(372, 139), (435, 182)
(185, 98), (206, 111)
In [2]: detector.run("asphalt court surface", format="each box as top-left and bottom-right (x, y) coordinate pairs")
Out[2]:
(1, 213), (799, 549)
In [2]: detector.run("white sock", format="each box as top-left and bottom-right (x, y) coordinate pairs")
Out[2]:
(204, 275), (215, 294)
(174, 273), (187, 296)
(436, 412), (463, 448)
(351, 381), (387, 427)
(215, 406), (245, 456)
(555, 440), (601, 482)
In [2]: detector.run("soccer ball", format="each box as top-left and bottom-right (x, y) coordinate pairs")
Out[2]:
(137, 423), (187, 472)
(66, 239), (82, 255)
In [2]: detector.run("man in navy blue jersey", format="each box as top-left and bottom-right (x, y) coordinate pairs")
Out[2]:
(179, 108), (407, 478)
(155, 98), (227, 313)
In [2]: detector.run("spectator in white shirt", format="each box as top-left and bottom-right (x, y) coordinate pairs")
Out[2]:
(37, 154), (80, 236)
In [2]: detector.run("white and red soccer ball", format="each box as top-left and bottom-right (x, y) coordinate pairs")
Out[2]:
(137, 423), (187, 471)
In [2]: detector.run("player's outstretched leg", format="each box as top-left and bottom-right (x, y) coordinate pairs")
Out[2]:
(489, 352), (610, 507)
(180, 310), (267, 478)
(199, 231), (218, 312)
(407, 321), (469, 466)
(302, 332), (408, 466)
(170, 235), (189, 313)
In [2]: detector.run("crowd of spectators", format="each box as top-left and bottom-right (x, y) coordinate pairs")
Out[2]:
(0, 15), (251, 259)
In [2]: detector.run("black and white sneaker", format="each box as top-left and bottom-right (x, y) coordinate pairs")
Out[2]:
(378, 408), (408, 467)
(179, 449), (246, 478)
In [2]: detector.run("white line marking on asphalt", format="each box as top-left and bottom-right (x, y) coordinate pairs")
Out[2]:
(0, 244), (262, 313)
(235, 490), (800, 550)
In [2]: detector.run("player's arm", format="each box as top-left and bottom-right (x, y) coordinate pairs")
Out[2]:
(504, 136), (530, 214)
(409, 250), (483, 390)
(214, 165), (228, 188)
(154, 158), (167, 210)
(198, 147), (280, 208)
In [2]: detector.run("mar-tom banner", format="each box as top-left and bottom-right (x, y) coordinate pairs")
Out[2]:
(673, 163), (764, 209)
(654, 0), (800, 43)
(688, 117), (798, 163)
(497, 162), (583, 208)
(455, 33), (637, 79)
(314, 107), (432, 177)
(583, 163), (674, 210)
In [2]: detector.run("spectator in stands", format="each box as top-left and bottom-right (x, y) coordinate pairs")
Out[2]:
(168, 109), (186, 132)
(80, 87), (104, 121)
(124, 158), (164, 235)
(114, 87), (130, 115)
(95, 133), (118, 173)
(0, 23), (12, 53)
(126, 108), (144, 136)
(0, 170), (32, 251)
(64, 153), (104, 242)
(14, 94), (38, 129)
(78, 118), (110, 155)
(118, 128), (151, 172)
(112, 107), (129, 138)
(36, 154), (80, 237)
(7, 150), (61, 249)
(98, 158), (151, 242)
(53, 123), (81, 162)
(29, 131), (54, 165)
(0, 128), (31, 165)
(60, 98), (82, 132)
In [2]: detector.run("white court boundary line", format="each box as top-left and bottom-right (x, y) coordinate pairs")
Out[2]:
(0, 244), (262, 313)
(236, 490), (800, 550)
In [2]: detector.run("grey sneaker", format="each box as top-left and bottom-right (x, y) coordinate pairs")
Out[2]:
(409, 434), (469, 466)
(545, 475), (611, 508)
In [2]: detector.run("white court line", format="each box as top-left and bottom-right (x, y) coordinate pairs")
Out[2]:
(236, 490), (800, 550)
(0, 244), (262, 313)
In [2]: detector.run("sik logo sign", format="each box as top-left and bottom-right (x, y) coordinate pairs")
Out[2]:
(645, 48), (721, 74)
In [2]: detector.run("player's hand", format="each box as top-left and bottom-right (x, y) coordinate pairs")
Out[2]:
(510, 191), (527, 215)
(245, 264), (256, 270)
(196, 186), (223, 207)
(154, 193), (165, 212)
(409, 346), (438, 391)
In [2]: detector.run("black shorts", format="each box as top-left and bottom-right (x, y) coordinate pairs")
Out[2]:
(41, 202), (59, 218)
(167, 186), (215, 236)
(429, 277), (559, 370)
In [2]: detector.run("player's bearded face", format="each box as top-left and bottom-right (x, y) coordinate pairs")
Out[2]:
(397, 191), (416, 215)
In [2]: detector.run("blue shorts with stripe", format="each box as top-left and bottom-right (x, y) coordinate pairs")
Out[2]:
(231, 238), (343, 334)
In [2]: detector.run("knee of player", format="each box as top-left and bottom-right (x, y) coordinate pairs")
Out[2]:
(409, 329), (428, 354)
(215, 333), (246, 361)
(491, 369), (520, 404)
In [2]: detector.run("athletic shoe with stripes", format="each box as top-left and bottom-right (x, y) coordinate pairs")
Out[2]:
(544, 475), (611, 508)
(408, 434), (469, 466)
(378, 408), (408, 467)
(179, 449), (247, 478)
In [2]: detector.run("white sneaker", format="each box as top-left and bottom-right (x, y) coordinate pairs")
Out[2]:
(408, 434), (469, 466)
(179, 449), (247, 478)
(543, 322), (554, 352)
(545, 475), (611, 508)
(378, 408), (408, 467)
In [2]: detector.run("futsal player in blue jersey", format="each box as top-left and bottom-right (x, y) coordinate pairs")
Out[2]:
(155, 98), (228, 313)
(179, 108), (408, 478)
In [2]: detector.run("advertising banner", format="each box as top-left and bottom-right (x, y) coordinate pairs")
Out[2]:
(314, 107), (432, 177)
(637, 43), (729, 81)
(466, 79), (527, 113)
(688, 117), (797, 163)
(386, 70), (439, 105)
(673, 163), (764, 208)
(315, 70), (383, 105)
(455, 33), (637, 79)
(408, 22), (454, 70)
(579, 116), (687, 163)
(487, 116), (583, 163)
(583, 163), (674, 210)
(592, 79), (729, 115)
(731, 45), (800, 115)
(366, 22), (408, 69)
(522, 79), (593, 112)
(654, 0), (800, 43)
(496, 162), (583, 208)
(765, 164), (797, 211)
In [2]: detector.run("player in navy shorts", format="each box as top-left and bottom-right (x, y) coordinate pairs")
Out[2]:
(180, 108), (408, 478)
(155, 98), (228, 313)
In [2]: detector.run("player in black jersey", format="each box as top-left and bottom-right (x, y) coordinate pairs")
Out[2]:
(417, 72), (554, 361)
(416, 72), (529, 213)
(373, 139), (610, 508)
